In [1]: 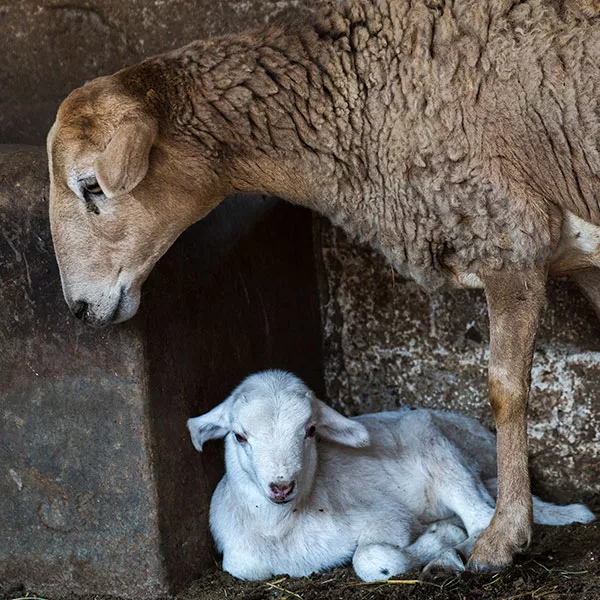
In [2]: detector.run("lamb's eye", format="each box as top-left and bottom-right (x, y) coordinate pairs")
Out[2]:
(234, 432), (247, 444)
(305, 425), (316, 439)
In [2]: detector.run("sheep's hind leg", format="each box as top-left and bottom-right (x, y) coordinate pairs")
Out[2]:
(467, 269), (546, 572)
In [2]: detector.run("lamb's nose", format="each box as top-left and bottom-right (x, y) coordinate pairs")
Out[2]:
(269, 480), (295, 501)
(71, 300), (89, 320)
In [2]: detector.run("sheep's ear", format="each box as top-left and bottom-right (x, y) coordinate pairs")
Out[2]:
(187, 398), (233, 452)
(94, 116), (157, 198)
(315, 399), (370, 448)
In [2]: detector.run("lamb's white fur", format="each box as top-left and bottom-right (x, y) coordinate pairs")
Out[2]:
(187, 371), (595, 581)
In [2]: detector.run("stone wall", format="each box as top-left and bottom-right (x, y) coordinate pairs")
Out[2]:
(0, 146), (323, 597)
(316, 221), (600, 505)
(0, 0), (315, 145)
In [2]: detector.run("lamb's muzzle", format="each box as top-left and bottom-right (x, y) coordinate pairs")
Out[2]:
(269, 481), (295, 503)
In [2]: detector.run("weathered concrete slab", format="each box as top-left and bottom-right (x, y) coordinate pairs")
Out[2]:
(0, 147), (164, 596)
(317, 220), (600, 505)
(0, 0), (315, 145)
(0, 146), (323, 597)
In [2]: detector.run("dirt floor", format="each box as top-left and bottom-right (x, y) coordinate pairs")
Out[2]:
(3, 520), (599, 600)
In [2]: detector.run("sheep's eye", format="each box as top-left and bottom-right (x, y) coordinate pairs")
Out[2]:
(305, 425), (316, 439)
(83, 180), (103, 196)
(80, 178), (104, 215)
(234, 432), (247, 444)
(81, 178), (104, 198)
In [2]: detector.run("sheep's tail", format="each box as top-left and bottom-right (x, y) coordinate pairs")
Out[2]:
(484, 478), (596, 526)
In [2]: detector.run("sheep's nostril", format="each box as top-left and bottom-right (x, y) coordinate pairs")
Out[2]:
(269, 481), (295, 499)
(71, 300), (89, 320)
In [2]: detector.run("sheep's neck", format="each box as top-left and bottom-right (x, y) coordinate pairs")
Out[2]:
(135, 0), (497, 247)
(153, 2), (399, 215)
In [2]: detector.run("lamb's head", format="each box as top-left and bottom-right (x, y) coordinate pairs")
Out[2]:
(187, 371), (370, 505)
(47, 72), (227, 326)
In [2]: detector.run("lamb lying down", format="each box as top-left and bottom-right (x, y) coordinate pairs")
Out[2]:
(187, 371), (595, 581)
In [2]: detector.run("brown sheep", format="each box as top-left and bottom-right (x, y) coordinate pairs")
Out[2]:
(47, 0), (600, 574)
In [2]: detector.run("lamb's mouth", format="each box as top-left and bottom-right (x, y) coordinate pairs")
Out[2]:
(268, 496), (295, 505)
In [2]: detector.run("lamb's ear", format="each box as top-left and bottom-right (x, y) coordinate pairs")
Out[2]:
(315, 398), (370, 448)
(94, 116), (157, 198)
(187, 397), (234, 452)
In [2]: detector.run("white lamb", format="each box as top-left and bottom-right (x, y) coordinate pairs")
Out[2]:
(187, 371), (595, 581)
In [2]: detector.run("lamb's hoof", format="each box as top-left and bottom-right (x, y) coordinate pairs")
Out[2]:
(421, 549), (465, 581)
(353, 543), (411, 582)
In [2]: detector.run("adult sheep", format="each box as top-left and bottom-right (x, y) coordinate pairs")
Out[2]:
(47, 0), (600, 572)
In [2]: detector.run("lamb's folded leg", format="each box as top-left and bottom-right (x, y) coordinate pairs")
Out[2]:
(418, 445), (495, 579)
(352, 543), (414, 582)
(571, 267), (600, 321)
(425, 452), (496, 540)
(407, 519), (467, 572)
(353, 519), (466, 582)
(467, 269), (546, 572)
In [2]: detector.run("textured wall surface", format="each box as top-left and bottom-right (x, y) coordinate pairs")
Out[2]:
(0, 145), (323, 597)
(0, 0), (314, 145)
(0, 146), (166, 597)
(317, 220), (600, 504)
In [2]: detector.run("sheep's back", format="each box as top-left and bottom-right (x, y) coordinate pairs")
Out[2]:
(314, 0), (600, 287)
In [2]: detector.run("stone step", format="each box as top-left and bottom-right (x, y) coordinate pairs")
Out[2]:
(0, 145), (323, 597)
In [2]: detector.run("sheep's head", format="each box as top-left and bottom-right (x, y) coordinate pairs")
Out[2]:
(187, 371), (370, 505)
(47, 74), (227, 326)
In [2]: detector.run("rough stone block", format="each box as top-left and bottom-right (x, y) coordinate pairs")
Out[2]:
(0, 0), (314, 145)
(0, 146), (323, 597)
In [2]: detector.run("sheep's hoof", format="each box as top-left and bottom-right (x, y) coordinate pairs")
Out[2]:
(465, 534), (515, 573)
(465, 558), (508, 574)
(465, 516), (530, 574)
(466, 548), (513, 573)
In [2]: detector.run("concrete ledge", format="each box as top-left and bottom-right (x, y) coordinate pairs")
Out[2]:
(0, 145), (323, 597)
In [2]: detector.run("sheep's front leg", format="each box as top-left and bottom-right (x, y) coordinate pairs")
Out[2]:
(571, 267), (600, 321)
(222, 550), (274, 581)
(467, 270), (546, 572)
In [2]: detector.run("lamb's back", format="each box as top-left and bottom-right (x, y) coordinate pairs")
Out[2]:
(318, 408), (496, 496)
